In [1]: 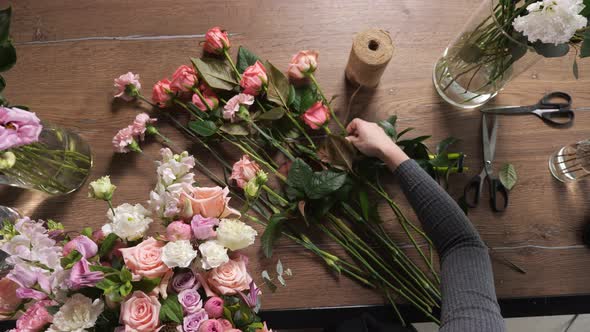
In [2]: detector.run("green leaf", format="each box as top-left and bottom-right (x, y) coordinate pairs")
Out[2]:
(191, 57), (238, 91)
(119, 281), (132, 297)
(286, 159), (313, 191)
(120, 267), (132, 283)
(287, 84), (296, 106)
(0, 6), (11, 42)
(581, 32), (590, 58)
(307, 170), (348, 200)
(396, 127), (414, 140)
(378, 119), (397, 139)
(499, 163), (517, 190)
(132, 277), (161, 293)
(188, 119), (218, 137)
(96, 278), (118, 292)
(257, 107), (285, 121)
(533, 42), (569, 58)
(60, 249), (82, 269)
(90, 265), (118, 273)
(291, 85), (318, 113)
(237, 46), (261, 73)
(359, 191), (370, 221)
(573, 58), (579, 79)
(220, 123), (249, 135)
(81, 227), (92, 238)
(0, 41), (16, 72)
(436, 137), (459, 154)
(98, 233), (119, 258)
(159, 294), (183, 323)
(261, 214), (285, 258)
(264, 61), (290, 107)
(581, 0), (590, 17)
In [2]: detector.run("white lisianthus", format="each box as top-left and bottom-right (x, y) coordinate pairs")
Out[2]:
(46, 294), (104, 332)
(102, 203), (153, 241)
(88, 175), (117, 201)
(216, 218), (257, 251)
(199, 240), (229, 270)
(161, 240), (198, 268)
(513, 0), (587, 45)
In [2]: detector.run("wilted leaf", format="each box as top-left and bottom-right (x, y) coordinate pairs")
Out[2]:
(264, 61), (290, 106)
(220, 123), (249, 135)
(236, 46), (261, 73)
(257, 107), (285, 121)
(191, 57), (238, 90)
(323, 134), (358, 171)
(276, 259), (284, 276)
(499, 163), (517, 190)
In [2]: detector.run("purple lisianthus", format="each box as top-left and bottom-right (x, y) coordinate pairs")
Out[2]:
(178, 288), (203, 314)
(63, 235), (98, 259)
(190, 214), (219, 240)
(171, 268), (199, 293)
(0, 107), (42, 150)
(67, 258), (104, 289)
(183, 308), (209, 332)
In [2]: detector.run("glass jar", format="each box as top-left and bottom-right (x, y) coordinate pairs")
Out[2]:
(549, 139), (590, 183)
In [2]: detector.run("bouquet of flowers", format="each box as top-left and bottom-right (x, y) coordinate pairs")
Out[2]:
(0, 150), (270, 332)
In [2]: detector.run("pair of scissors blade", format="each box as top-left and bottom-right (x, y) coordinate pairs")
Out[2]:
(482, 113), (499, 175)
(481, 105), (537, 114)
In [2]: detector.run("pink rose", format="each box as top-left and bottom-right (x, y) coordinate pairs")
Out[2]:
(16, 287), (47, 300)
(207, 255), (252, 295)
(178, 288), (203, 314)
(112, 126), (135, 153)
(287, 50), (319, 80)
(230, 155), (261, 189)
(192, 86), (219, 112)
(171, 65), (198, 93)
(198, 319), (224, 332)
(0, 278), (21, 319)
(217, 319), (233, 331)
(203, 27), (230, 54)
(223, 93), (254, 122)
(63, 235), (98, 259)
(119, 237), (170, 279)
(132, 113), (157, 140)
(120, 291), (161, 332)
(240, 61), (267, 96)
(152, 79), (172, 107)
(167, 221), (192, 241)
(204, 297), (224, 318)
(181, 186), (240, 219)
(301, 101), (330, 130)
(16, 300), (53, 332)
(114, 72), (141, 101)
(183, 309), (209, 332)
(67, 258), (104, 289)
(190, 215), (219, 240)
(0, 107), (42, 150)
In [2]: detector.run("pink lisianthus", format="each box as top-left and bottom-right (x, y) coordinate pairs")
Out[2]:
(67, 258), (104, 289)
(287, 50), (319, 80)
(205, 255), (252, 296)
(198, 319), (224, 332)
(114, 72), (141, 101)
(0, 278), (21, 319)
(180, 186), (240, 219)
(152, 79), (172, 107)
(204, 297), (224, 318)
(192, 88), (219, 112)
(230, 155), (261, 189)
(119, 237), (170, 279)
(190, 215), (219, 240)
(15, 299), (53, 332)
(203, 27), (230, 54)
(171, 65), (198, 93)
(167, 221), (192, 241)
(132, 113), (157, 140)
(0, 107), (42, 151)
(223, 93), (254, 122)
(302, 101), (330, 130)
(63, 235), (98, 259)
(120, 291), (162, 332)
(16, 287), (47, 300)
(240, 61), (267, 96)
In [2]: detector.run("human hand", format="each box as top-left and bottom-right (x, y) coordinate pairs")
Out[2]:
(346, 118), (409, 171)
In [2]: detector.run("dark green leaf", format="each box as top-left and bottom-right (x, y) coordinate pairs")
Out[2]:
(257, 107), (285, 120)
(581, 0), (590, 17)
(0, 75), (4, 93)
(0, 7), (11, 42)
(120, 268), (132, 283)
(90, 265), (118, 273)
(307, 170), (348, 200)
(220, 123), (249, 135)
(573, 58), (579, 79)
(191, 57), (238, 90)
(188, 119), (218, 137)
(132, 277), (161, 293)
(0, 41), (16, 72)
(499, 163), (517, 190)
(286, 158), (313, 190)
(98, 233), (119, 258)
(45, 305), (60, 315)
(378, 119), (397, 139)
(396, 127), (414, 140)
(160, 294), (183, 323)
(581, 32), (590, 58)
(436, 137), (459, 154)
(359, 191), (370, 221)
(261, 214), (285, 258)
(287, 84), (296, 106)
(236, 46), (261, 73)
(533, 42), (569, 58)
(291, 85), (318, 113)
(264, 61), (290, 106)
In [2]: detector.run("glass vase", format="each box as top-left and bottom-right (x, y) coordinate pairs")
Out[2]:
(0, 206), (20, 276)
(0, 123), (92, 195)
(433, 0), (541, 110)
(549, 139), (590, 183)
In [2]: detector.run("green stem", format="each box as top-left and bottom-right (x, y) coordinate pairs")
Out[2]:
(223, 49), (242, 81)
(309, 73), (346, 133)
(107, 200), (116, 216)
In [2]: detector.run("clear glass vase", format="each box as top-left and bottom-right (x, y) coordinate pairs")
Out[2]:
(433, 0), (541, 110)
(0, 124), (93, 195)
(549, 139), (590, 183)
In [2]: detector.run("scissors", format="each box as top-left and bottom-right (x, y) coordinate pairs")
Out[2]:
(481, 91), (575, 126)
(464, 113), (509, 212)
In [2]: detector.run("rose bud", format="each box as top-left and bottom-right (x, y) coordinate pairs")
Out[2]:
(152, 79), (172, 107)
(88, 175), (117, 201)
(192, 91), (219, 112)
(167, 221), (192, 241)
(203, 27), (230, 54)
(302, 101), (330, 130)
(288, 50), (319, 80)
(171, 65), (198, 93)
(240, 61), (267, 96)
(198, 319), (224, 332)
(204, 297), (224, 318)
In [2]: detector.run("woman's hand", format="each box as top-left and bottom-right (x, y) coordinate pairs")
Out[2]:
(346, 118), (409, 171)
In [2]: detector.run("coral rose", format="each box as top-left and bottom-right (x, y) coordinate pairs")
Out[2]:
(181, 186), (240, 219)
(302, 101), (330, 130)
(152, 79), (172, 107)
(120, 291), (161, 332)
(206, 255), (253, 296)
(287, 50), (319, 80)
(171, 65), (198, 93)
(230, 155), (261, 189)
(203, 27), (230, 54)
(240, 61), (267, 96)
(119, 237), (170, 279)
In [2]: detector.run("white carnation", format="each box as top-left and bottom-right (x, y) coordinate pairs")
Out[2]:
(199, 240), (229, 270)
(216, 218), (257, 251)
(46, 294), (104, 332)
(513, 0), (587, 45)
(103, 203), (153, 241)
(161, 240), (198, 268)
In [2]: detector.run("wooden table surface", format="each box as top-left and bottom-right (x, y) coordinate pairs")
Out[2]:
(2, 0), (590, 315)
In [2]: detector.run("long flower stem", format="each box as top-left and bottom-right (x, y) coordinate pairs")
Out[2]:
(309, 74), (346, 133)
(223, 49), (242, 81)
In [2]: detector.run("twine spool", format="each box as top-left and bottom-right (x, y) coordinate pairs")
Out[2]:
(345, 28), (394, 88)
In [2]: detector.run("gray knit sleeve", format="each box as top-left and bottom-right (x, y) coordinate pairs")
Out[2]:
(393, 160), (505, 332)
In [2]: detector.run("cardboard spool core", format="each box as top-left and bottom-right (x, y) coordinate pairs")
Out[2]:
(345, 29), (394, 88)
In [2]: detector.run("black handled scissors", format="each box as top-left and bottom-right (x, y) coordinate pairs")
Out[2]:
(464, 113), (509, 212)
(481, 91), (575, 126)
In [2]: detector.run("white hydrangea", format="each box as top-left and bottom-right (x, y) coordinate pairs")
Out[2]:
(513, 0), (587, 45)
(161, 240), (198, 268)
(46, 294), (104, 332)
(198, 240), (229, 270)
(102, 203), (153, 241)
(216, 218), (257, 251)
